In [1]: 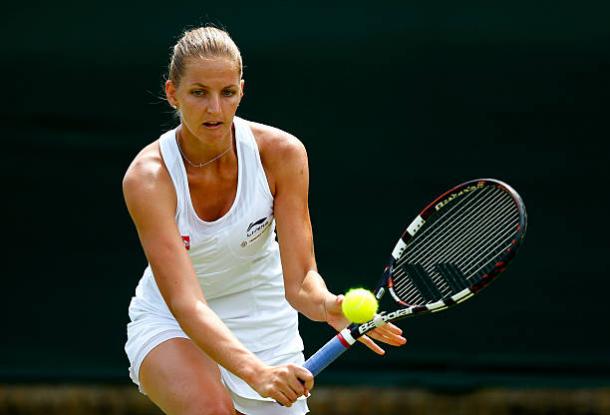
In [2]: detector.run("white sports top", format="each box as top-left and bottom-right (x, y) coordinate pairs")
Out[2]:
(132, 116), (303, 353)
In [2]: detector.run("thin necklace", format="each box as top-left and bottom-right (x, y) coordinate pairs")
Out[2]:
(176, 135), (233, 168)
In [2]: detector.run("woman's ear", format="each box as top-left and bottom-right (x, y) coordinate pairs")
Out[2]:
(165, 80), (179, 109)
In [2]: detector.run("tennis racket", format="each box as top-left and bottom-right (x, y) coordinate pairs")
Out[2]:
(304, 178), (527, 376)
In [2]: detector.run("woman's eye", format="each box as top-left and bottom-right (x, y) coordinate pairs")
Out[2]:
(191, 90), (205, 96)
(223, 90), (236, 97)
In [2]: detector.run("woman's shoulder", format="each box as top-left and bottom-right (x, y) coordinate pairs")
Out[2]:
(243, 119), (309, 194)
(122, 139), (171, 194)
(245, 119), (307, 160)
(122, 138), (177, 225)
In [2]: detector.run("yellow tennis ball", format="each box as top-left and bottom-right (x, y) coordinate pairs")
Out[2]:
(341, 288), (378, 323)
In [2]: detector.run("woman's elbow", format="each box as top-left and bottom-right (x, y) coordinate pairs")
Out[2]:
(284, 288), (302, 311)
(167, 296), (205, 321)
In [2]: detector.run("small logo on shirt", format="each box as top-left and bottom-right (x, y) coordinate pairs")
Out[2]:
(241, 216), (271, 247)
(181, 235), (191, 250)
(246, 218), (267, 236)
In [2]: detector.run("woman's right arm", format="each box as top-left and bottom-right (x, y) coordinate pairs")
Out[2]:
(122, 146), (312, 406)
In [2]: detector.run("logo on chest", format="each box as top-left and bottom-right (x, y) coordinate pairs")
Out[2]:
(241, 216), (271, 247)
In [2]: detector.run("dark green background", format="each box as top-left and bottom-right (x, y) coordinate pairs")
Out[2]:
(2, 1), (609, 388)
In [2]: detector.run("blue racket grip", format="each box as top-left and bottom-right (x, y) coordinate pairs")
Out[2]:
(304, 332), (354, 376)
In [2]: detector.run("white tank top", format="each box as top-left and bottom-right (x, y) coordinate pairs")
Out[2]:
(131, 116), (303, 353)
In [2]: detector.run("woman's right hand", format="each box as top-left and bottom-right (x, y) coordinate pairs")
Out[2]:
(250, 364), (314, 407)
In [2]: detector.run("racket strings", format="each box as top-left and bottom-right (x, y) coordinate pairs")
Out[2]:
(394, 194), (517, 299)
(395, 203), (518, 302)
(406, 186), (493, 250)
(449, 215), (518, 276)
(394, 221), (518, 304)
(395, 186), (508, 278)
(390, 186), (520, 304)
(393, 209), (513, 302)
(401, 188), (509, 266)
(406, 197), (516, 275)
(394, 216), (518, 303)
(396, 191), (507, 290)
(465, 241), (515, 278)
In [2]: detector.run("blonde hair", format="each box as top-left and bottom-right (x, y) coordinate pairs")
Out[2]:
(168, 26), (243, 86)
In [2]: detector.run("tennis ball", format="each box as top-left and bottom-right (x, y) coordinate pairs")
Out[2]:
(341, 288), (378, 323)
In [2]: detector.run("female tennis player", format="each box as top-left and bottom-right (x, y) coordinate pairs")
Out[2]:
(122, 26), (406, 415)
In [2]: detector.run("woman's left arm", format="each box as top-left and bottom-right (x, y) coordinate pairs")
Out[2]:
(269, 133), (328, 321)
(266, 130), (406, 353)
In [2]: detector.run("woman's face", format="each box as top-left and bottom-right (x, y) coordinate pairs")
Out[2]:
(166, 56), (244, 142)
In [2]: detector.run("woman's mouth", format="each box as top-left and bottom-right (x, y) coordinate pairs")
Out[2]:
(203, 121), (223, 128)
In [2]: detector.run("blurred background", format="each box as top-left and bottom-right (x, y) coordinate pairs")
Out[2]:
(1, 1), (609, 414)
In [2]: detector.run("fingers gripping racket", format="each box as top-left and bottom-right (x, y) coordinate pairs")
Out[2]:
(304, 178), (527, 376)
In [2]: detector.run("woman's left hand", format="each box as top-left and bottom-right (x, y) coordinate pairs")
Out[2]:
(324, 294), (407, 355)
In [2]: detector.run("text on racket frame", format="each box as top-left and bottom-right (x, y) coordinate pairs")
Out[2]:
(434, 182), (484, 211)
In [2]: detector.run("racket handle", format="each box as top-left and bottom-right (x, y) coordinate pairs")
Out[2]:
(304, 330), (355, 376)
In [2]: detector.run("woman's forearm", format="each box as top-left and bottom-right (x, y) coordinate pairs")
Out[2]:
(287, 269), (336, 322)
(171, 299), (266, 385)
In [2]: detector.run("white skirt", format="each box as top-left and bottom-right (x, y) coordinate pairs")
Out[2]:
(125, 297), (309, 415)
